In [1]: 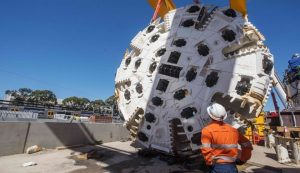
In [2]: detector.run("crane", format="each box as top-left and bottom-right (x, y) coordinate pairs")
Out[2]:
(272, 71), (287, 109)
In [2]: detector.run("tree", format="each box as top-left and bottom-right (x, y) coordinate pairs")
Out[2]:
(63, 96), (77, 107)
(105, 95), (115, 106)
(30, 90), (57, 105)
(5, 88), (33, 103)
(18, 88), (32, 97)
(7, 90), (18, 98)
(62, 96), (90, 110)
(91, 99), (105, 112)
(5, 90), (12, 95)
(92, 99), (105, 106)
(79, 98), (90, 108)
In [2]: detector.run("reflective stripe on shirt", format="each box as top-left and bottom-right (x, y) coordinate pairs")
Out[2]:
(201, 143), (238, 149)
(211, 144), (238, 149)
(212, 156), (237, 162)
(201, 143), (211, 148)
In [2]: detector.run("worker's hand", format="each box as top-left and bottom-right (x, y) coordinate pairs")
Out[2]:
(235, 159), (245, 165)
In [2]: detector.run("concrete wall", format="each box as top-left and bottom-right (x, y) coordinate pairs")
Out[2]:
(0, 122), (129, 156)
(0, 122), (29, 156)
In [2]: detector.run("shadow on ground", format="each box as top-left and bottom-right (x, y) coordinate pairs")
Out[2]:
(40, 122), (207, 173)
(65, 142), (206, 173)
(264, 152), (278, 161)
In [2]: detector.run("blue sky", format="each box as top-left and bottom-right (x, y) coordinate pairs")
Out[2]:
(0, 0), (299, 110)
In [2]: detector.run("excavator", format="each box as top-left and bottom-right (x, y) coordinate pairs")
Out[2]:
(114, 0), (295, 159)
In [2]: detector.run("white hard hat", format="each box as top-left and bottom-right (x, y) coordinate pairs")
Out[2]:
(292, 53), (300, 59)
(207, 103), (227, 121)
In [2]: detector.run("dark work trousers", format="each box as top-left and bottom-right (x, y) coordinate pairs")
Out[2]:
(208, 163), (238, 173)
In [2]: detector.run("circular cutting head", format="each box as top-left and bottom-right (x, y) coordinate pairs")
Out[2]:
(115, 4), (274, 155)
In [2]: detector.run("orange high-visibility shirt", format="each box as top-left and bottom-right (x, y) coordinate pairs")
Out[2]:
(200, 121), (253, 165)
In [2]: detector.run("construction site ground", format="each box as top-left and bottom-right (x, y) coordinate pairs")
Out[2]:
(0, 141), (299, 173)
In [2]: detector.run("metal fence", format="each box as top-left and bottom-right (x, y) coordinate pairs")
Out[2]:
(0, 110), (38, 120)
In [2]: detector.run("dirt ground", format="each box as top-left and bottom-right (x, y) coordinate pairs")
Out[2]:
(0, 141), (299, 173)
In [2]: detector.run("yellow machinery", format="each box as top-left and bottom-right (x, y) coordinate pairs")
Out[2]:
(245, 112), (266, 144)
(10, 108), (19, 111)
(47, 111), (54, 119)
(148, 0), (247, 20)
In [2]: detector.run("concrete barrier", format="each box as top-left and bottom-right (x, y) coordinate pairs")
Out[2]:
(0, 122), (129, 156)
(0, 122), (29, 156)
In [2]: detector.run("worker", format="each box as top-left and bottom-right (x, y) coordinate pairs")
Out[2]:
(292, 53), (300, 59)
(201, 103), (253, 173)
(288, 53), (300, 82)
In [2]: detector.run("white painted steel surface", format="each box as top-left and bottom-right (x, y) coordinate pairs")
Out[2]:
(115, 4), (274, 155)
